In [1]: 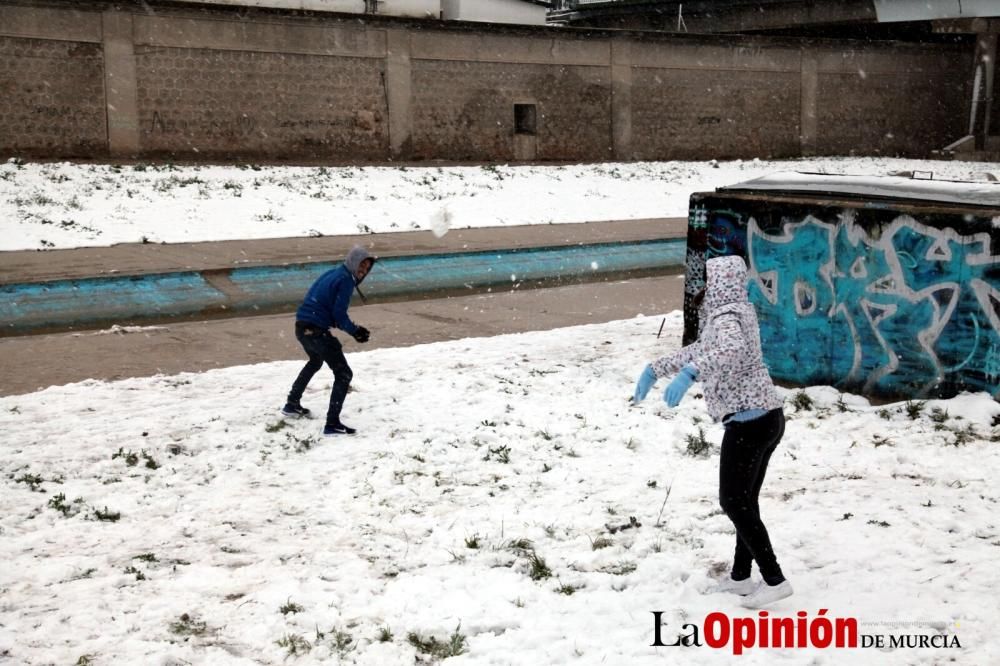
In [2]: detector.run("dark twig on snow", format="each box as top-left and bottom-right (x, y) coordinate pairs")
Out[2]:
(654, 480), (674, 527)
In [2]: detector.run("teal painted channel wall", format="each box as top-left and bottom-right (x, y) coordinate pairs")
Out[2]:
(1, 238), (685, 333)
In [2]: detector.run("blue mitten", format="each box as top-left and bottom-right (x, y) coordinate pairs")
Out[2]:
(664, 364), (698, 407)
(633, 365), (657, 403)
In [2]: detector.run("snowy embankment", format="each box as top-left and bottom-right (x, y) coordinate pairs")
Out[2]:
(1, 314), (998, 665)
(1, 157), (997, 251)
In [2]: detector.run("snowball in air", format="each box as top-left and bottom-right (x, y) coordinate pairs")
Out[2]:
(430, 206), (453, 238)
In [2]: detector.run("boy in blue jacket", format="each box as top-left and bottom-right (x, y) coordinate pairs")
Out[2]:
(282, 245), (374, 435)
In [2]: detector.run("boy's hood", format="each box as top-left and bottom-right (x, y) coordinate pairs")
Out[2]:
(344, 245), (374, 282)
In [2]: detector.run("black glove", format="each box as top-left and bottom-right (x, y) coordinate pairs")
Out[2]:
(352, 326), (370, 343)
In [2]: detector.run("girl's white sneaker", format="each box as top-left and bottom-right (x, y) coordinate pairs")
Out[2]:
(740, 580), (794, 608)
(711, 576), (757, 596)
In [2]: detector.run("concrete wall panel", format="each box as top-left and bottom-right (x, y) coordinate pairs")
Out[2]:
(135, 47), (389, 159)
(815, 69), (967, 156)
(409, 59), (611, 161)
(631, 67), (801, 160)
(0, 36), (107, 156)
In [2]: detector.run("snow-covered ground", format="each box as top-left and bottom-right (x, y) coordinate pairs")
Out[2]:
(2, 314), (998, 665)
(2, 157), (999, 663)
(1, 157), (997, 251)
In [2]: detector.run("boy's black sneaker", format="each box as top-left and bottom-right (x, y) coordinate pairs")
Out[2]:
(281, 403), (311, 418)
(323, 421), (356, 436)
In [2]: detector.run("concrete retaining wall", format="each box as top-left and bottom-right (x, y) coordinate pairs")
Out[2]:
(0, 0), (970, 161)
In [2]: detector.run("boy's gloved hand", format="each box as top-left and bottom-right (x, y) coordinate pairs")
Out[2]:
(664, 364), (698, 407)
(352, 326), (370, 343)
(633, 365), (657, 403)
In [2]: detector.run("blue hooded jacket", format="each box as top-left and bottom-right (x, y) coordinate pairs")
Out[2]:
(295, 246), (373, 335)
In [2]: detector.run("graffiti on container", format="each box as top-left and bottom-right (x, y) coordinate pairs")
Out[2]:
(739, 213), (999, 397)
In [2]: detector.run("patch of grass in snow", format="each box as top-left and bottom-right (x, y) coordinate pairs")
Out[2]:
(871, 434), (892, 448)
(12, 191), (57, 207)
(279, 598), (304, 615)
(111, 447), (139, 466)
(780, 488), (807, 502)
(685, 428), (711, 457)
(124, 565), (146, 581)
(112, 447), (159, 470)
(590, 535), (613, 550)
(316, 626), (355, 656)
(47, 492), (84, 517)
(904, 400), (926, 419)
(92, 506), (121, 522)
(878, 408), (892, 420)
(134, 552), (158, 563)
(791, 391), (813, 412)
(464, 534), (481, 549)
(599, 561), (637, 576)
(930, 407), (950, 430)
(283, 432), (316, 453)
(265, 419), (290, 433)
(377, 626), (394, 642)
(505, 538), (533, 553)
(527, 551), (552, 580)
(255, 210), (284, 223)
(14, 472), (50, 492)
(484, 445), (510, 464)
(75, 655), (95, 666)
(406, 625), (468, 659)
(945, 423), (978, 447)
(555, 581), (582, 595)
(275, 633), (311, 656)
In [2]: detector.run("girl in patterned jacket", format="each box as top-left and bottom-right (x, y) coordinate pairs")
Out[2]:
(633, 254), (792, 609)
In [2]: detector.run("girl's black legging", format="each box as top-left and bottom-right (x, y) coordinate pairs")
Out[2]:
(719, 408), (786, 585)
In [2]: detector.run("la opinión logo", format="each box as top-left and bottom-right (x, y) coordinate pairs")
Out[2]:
(651, 610), (962, 655)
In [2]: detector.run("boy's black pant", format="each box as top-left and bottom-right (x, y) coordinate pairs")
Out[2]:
(719, 408), (786, 585)
(287, 321), (353, 426)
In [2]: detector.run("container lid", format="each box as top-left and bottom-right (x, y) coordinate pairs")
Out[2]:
(717, 171), (1000, 209)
